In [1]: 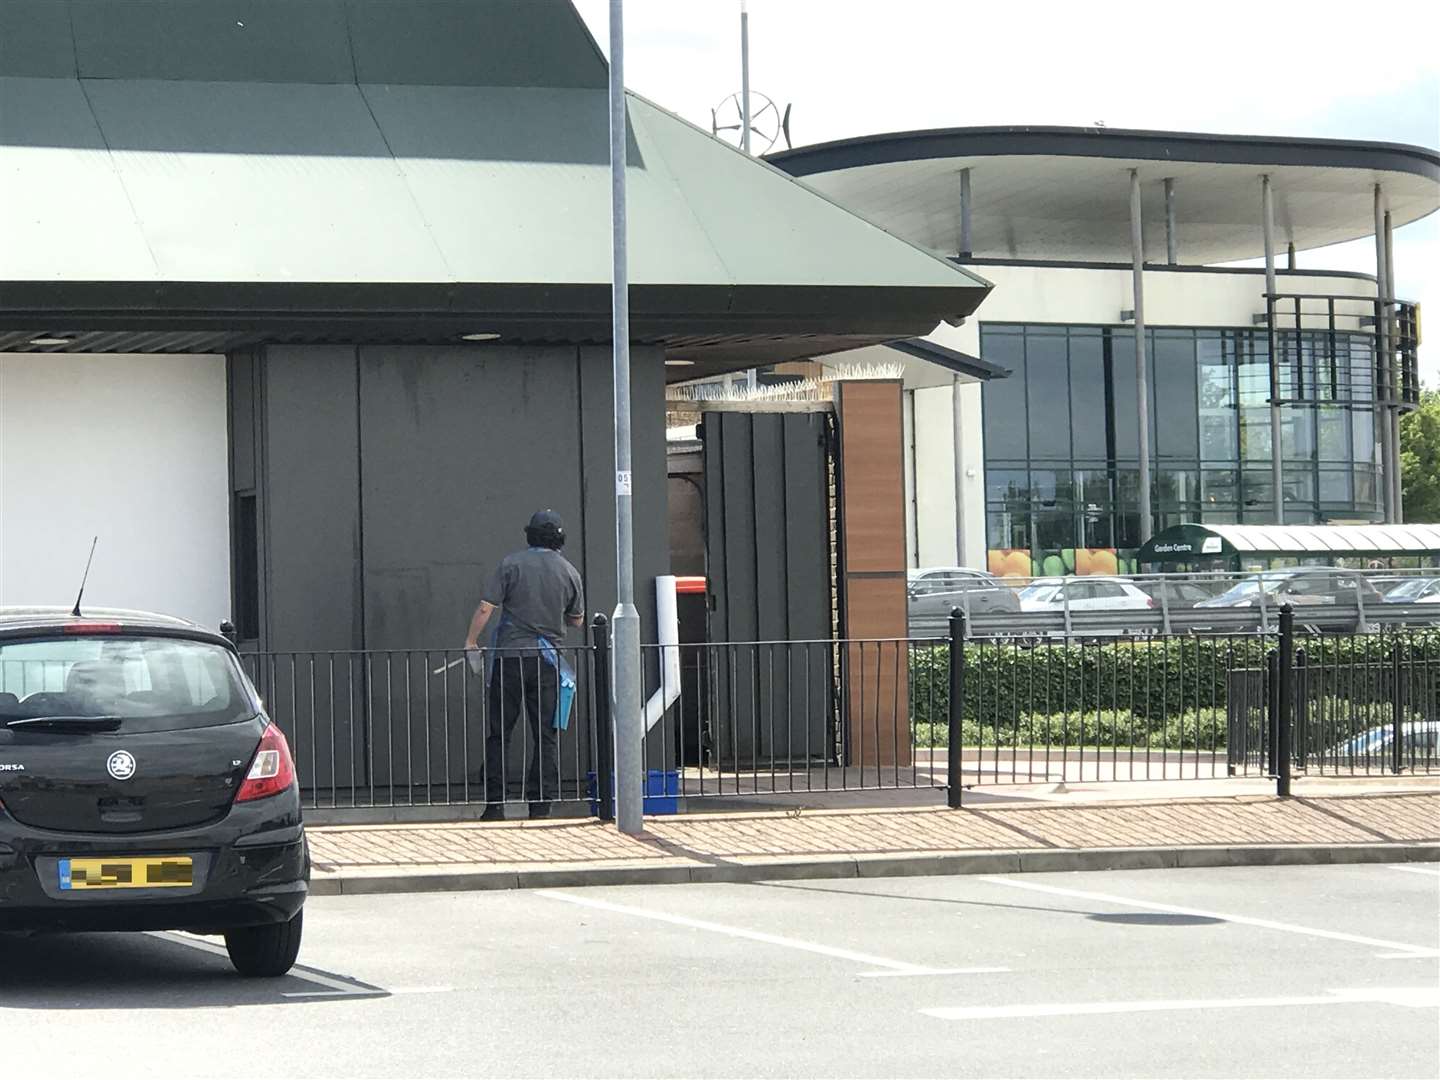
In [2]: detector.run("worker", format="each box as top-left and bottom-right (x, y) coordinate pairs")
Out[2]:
(464, 510), (584, 820)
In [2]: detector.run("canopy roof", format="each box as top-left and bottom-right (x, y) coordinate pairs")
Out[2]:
(1139, 523), (1440, 563)
(769, 126), (1440, 265)
(0, 0), (990, 372)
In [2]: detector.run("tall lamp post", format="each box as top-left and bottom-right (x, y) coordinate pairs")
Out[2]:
(607, 0), (643, 834)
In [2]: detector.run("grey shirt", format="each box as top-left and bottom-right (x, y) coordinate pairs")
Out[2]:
(482, 547), (584, 650)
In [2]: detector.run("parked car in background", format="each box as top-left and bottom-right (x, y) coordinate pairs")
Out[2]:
(1136, 579), (1217, 609)
(1016, 577), (1155, 613)
(907, 567), (1020, 621)
(1194, 569), (1385, 609)
(1327, 720), (1440, 763)
(1382, 577), (1440, 604)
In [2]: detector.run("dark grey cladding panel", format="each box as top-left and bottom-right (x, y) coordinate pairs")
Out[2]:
(261, 346), (363, 653)
(356, 344), (587, 652)
(0, 2), (76, 77)
(346, 0), (606, 89)
(69, 0), (355, 83)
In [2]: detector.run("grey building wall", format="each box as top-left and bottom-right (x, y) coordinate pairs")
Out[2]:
(229, 342), (669, 797)
(231, 342), (668, 653)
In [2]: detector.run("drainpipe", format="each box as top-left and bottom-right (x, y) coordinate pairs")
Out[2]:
(643, 576), (682, 731)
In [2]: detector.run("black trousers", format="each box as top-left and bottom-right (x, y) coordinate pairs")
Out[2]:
(485, 654), (560, 804)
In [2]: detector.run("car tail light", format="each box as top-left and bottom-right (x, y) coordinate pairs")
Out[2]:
(63, 622), (123, 634)
(235, 723), (296, 803)
(1146, 596), (1158, 608)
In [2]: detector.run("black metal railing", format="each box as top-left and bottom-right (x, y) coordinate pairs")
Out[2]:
(240, 608), (1439, 814)
(240, 639), (602, 811)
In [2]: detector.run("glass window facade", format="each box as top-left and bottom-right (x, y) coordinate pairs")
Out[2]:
(981, 324), (1386, 572)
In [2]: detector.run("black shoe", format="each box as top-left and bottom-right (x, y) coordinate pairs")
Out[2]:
(528, 803), (551, 820)
(479, 805), (505, 822)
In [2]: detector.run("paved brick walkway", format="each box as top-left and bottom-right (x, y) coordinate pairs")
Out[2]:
(308, 791), (1439, 874)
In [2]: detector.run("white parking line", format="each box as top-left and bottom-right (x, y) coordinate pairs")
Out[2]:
(541, 890), (1008, 978)
(977, 876), (1440, 958)
(150, 932), (379, 997)
(922, 986), (1440, 1022)
(1387, 864), (1440, 878)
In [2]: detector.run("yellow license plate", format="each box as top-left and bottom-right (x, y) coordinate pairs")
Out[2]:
(59, 856), (193, 890)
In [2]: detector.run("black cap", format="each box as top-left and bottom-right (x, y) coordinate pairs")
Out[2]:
(528, 509), (564, 532)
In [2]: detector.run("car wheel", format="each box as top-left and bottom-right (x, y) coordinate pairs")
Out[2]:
(224, 910), (303, 977)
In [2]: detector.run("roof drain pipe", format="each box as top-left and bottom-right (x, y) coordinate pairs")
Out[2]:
(644, 575), (682, 731)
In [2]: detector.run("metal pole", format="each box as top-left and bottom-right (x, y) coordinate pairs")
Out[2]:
(1263, 175), (1284, 525)
(959, 168), (973, 258)
(1374, 184), (1395, 523)
(947, 608), (965, 809)
(1129, 170), (1153, 544)
(1163, 178), (1176, 265)
(739, 1), (751, 156)
(1286, 242), (1296, 271)
(1276, 605), (1294, 797)
(608, 0), (643, 835)
(1385, 208), (1402, 522)
(952, 376), (966, 566)
(591, 615), (614, 822)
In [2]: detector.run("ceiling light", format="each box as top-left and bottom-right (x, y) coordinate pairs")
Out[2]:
(665, 359), (696, 367)
(460, 332), (501, 342)
(29, 335), (72, 346)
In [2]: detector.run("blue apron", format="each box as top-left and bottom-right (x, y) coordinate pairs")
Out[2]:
(488, 614), (576, 731)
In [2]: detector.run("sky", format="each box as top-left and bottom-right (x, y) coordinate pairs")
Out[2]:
(572, 0), (1440, 382)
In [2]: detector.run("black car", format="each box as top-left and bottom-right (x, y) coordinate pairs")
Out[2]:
(0, 607), (307, 977)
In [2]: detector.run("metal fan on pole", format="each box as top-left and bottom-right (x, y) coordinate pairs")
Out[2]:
(710, 92), (791, 155)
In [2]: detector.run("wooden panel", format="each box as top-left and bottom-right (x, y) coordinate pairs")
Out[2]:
(842, 577), (910, 768)
(838, 380), (906, 576)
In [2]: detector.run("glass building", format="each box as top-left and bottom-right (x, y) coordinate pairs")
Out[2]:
(980, 323), (1384, 560)
(768, 125), (1435, 572)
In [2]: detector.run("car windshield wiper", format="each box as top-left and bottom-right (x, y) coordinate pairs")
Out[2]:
(5, 715), (124, 731)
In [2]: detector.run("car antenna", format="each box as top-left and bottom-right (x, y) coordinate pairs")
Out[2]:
(71, 536), (99, 617)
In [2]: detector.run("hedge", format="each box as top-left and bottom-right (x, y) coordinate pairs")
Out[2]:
(908, 631), (1440, 733)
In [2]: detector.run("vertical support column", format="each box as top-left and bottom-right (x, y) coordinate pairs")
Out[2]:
(1385, 208), (1402, 522)
(739, 1), (751, 156)
(952, 376), (966, 566)
(607, 0), (643, 835)
(1276, 605), (1294, 797)
(1286, 242), (1296, 271)
(1263, 175), (1284, 525)
(1129, 170), (1153, 544)
(1163, 178), (1177, 265)
(1374, 184), (1395, 523)
(959, 167), (973, 259)
(947, 607), (965, 809)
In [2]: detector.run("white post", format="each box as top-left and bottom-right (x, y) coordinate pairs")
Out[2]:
(1164, 178), (1177, 265)
(1374, 184), (1395, 523)
(607, 0), (643, 835)
(1385, 208), (1402, 522)
(952, 376), (966, 566)
(959, 168), (973, 258)
(1263, 175), (1283, 525)
(1129, 170), (1153, 545)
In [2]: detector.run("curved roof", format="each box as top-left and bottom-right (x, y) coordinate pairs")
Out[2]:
(768, 126), (1440, 265)
(1139, 523), (1440, 563)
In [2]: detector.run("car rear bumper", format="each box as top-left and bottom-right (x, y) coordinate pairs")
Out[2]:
(0, 802), (309, 933)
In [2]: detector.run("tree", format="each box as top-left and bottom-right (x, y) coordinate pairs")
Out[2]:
(1400, 388), (1440, 523)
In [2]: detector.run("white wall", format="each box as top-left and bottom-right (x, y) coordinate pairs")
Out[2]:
(907, 266), (1379, 569)
(0, 353), (230, 627)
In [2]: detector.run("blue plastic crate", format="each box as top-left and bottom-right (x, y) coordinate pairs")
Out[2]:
(586, 769), (680, 815)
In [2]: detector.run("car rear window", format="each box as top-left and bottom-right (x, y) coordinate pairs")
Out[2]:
(0, 635), (257, 731)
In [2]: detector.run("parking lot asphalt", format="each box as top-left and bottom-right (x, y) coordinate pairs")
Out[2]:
(3, 863), (1437, 1079)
